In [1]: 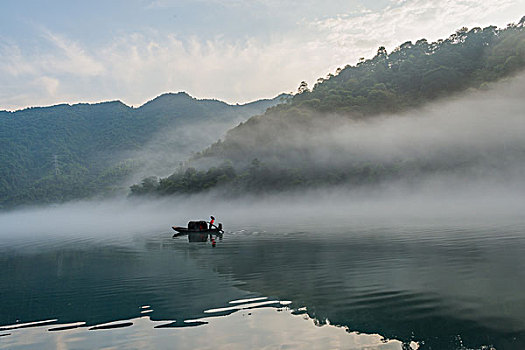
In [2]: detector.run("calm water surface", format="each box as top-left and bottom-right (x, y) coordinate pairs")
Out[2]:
(1, 217), (525, 349)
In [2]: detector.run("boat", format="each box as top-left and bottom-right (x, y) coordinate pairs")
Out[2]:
(172, 221), (223, 242)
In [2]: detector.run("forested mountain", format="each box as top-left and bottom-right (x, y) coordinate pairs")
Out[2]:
(0, 93), (287, 208)
(131, 18), (525, 197)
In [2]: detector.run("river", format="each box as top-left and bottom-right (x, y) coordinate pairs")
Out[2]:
(1, 203), (524, 349)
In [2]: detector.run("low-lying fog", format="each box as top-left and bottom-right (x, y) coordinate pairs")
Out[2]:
(209, 72), (525, 188)
(122, 114), (252, 185)
(2, 74), (525, 241)
(1, 181), (524, 245)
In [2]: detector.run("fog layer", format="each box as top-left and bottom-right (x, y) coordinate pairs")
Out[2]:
(1, 182), (524, 246)
(210, 73), (525, 191)
(2, 75), (525, 240)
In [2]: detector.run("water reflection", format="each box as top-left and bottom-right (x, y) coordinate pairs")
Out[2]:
(0, 240), (246, 327)
(173, 221), (525, 349)
(1, 220), (524, 349)
(0, 306), (407, 350)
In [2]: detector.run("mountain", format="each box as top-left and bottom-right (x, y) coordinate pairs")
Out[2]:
(0, 93), (288, 208)
(130, 19), (525, 197)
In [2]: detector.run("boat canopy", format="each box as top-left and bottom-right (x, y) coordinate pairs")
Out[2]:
(188, 221), (208, 231)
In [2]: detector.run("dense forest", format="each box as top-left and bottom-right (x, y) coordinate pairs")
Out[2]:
(0, 93), (286, 208)
(131, 18), (525, 197)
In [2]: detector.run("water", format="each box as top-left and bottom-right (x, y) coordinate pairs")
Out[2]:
(1, 217), (525, 349)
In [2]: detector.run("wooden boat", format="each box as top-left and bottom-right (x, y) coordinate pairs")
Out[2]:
(172, 221), (223, 242)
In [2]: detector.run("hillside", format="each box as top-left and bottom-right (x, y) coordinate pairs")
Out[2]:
(131, 19), (525, 197)
(0, 93), (287, 208)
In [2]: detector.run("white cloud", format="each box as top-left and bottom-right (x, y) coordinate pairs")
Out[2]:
(0, 42), (36, 77)
(312, 0), (521, 63)
(0, 30), (333, 110)
(40, 30), (106, 76)
(35, 76), (60, 96)
(99, 33), (327, 104)
(1, 1), (524, 110)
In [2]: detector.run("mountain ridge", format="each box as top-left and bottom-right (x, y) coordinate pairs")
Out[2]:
(130, 19), (525, 197)
(1, 91), (290, 114)
(0, 92), (288, 208)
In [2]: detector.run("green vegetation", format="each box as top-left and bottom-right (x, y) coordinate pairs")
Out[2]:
(4, 19), (525, 203)
(0, 93), (285, 208)
(130, 19), (525, 197)
(287, 19), (525, 115)
(130, 159), (308, 196)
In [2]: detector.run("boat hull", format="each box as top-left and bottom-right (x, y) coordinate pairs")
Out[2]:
(171, 226), (223, 241)
(172, 226), (221, 234)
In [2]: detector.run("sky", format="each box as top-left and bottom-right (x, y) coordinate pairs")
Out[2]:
(1, 0), (524, 111)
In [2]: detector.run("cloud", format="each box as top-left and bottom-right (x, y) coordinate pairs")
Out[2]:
(0, 29), (110, 109)
(40, 30), (106, 77)
(0, 41), (36, 77)
(1, 1), (524, 110)
(0, 30), (331, 110)
(35, 76), (60, 96)
(312, 0), (520, 63)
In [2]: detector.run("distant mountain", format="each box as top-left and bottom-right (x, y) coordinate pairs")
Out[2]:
(138, 92), (289, 119)
(130, 19), (525, 197)
(0, 92), (288, 208)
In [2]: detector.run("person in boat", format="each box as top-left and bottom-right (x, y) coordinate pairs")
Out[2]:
(208, 216), (216, 230)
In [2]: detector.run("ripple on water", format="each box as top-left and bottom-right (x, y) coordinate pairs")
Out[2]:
(2, 221), (525, 349)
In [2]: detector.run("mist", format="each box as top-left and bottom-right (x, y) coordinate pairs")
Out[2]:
(1, 179), (524, 248)
(122, 115), (249, 184)
(2, 74), (525, 242)
(182, 72), (525, 198)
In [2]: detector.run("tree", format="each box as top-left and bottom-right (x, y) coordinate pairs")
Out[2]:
(376, 46), (388, 57)
(297, 81), (310, 94)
